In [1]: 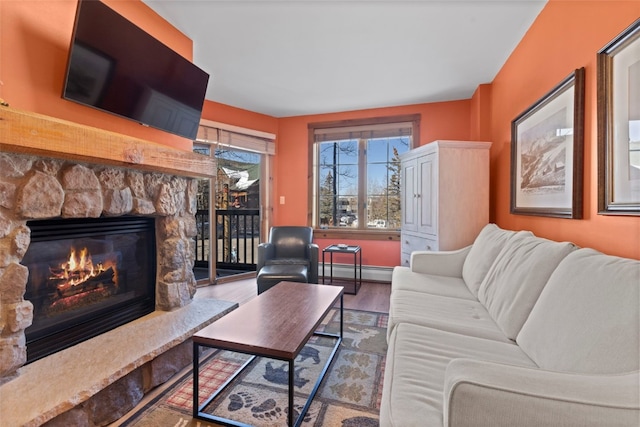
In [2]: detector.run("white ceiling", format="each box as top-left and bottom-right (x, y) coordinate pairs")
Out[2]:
(143, 0), (547, 118)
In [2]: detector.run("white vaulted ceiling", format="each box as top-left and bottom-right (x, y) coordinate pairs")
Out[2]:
(143, 0), (547, 117)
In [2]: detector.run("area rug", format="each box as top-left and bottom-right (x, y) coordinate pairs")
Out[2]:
(121, 308), (388, 426)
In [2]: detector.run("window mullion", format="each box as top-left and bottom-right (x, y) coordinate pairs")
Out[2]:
(358, 138), (367, 229)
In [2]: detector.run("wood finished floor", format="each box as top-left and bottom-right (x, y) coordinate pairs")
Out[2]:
(196, 276), (391, 313)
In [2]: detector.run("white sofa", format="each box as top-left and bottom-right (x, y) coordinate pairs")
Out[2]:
(380, 223), (640, 427)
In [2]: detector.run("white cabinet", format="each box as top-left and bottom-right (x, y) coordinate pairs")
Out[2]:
(400, 140), (492, 267)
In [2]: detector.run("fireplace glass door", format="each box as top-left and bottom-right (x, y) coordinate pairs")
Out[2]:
(23, 216), (156, 363)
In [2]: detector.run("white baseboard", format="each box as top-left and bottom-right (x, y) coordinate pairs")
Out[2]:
(318, 263), (393, 283)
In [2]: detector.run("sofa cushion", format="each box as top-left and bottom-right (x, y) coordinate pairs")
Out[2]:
(391, 266), (476, 300)
(478, 235), (577, 340)
(380, 323), (536, 427)
(517, 248), (640, 374)
(388, 289), (513, 342)
(461, 224), (529, 297)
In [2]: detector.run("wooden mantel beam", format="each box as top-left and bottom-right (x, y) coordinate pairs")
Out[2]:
(0, 106), (215, 179)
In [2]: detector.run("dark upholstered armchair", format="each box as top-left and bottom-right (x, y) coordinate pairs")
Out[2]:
(256, 226), (319, 294)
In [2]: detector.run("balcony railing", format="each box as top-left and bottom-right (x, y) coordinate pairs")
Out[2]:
(194, 209), (260, 273)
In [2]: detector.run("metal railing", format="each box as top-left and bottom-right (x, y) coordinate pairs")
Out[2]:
(194, 209), (210, 268)
(194, 209), (260, 272)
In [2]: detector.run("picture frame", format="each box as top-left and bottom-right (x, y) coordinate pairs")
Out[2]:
(597, 18), (640, 215)
(510, 68), (585, 218)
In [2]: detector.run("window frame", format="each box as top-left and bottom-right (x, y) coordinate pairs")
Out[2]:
(307, 114), (420, 240)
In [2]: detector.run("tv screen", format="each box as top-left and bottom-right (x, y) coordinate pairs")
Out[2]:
(63, 0), (209, 140)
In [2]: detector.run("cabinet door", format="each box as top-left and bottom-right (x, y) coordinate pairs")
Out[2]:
(418, 153), (437, 235)
(401, 158), (418, 232)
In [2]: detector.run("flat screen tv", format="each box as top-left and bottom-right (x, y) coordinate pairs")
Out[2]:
(63, 0), (209, 140)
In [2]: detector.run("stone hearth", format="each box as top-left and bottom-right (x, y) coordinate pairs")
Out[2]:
(0, 107), (233, 426)
(0, 297), (235, 427)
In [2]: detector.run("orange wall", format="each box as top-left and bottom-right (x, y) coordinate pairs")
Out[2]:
(470, 84), (492, 142)
(275, 101), (471, 267)
(4, 0), (638, 265)
(201, 100), (278, 135)
(0, 0), (196, 150)
(490, 0), (640, 259)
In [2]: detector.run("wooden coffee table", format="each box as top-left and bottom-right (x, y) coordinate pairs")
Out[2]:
(192, 281), (344, 427)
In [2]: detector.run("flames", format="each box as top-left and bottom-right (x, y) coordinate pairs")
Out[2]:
(49, 247), (118, 297)
(51, 247), (101, 285)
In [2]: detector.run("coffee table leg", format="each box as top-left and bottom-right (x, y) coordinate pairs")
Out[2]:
(192, 341), (200, 418)
(300, 297), (343, 427)
(289, 358), (295, 427)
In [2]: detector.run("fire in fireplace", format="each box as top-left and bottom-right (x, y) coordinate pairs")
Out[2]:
(49, 246), (118, 301)
(22, 216), (156, 363)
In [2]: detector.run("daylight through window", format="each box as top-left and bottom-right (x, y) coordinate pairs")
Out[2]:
(311, 116), (418, 231)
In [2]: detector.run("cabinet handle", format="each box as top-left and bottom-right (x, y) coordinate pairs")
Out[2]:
(426, 246), (432, 250)
(416, 194), (420, 198)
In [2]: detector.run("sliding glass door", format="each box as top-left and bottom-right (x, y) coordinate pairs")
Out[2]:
(192, 143), (214, 283)
(194, 123), (275, 284)
(215, 148), (262, 279)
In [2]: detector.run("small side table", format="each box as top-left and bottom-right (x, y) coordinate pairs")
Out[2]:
(322, 245), (362, 295)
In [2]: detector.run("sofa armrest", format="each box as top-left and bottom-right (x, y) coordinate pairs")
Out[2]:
(410, 246), (471, 277)
(444, 358), (640, 427)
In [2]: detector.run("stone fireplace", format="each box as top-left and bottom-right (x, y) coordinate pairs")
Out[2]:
(0, 107), (236, 426)
(23, 215), (157, 363)
(0, 151), (202, 377)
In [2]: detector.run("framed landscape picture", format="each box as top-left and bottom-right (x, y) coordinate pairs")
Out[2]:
(597, 18), (640, 215)
(511, 68), (585, 218)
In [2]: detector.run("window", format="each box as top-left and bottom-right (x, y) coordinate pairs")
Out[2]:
(310, 115), (419, 232)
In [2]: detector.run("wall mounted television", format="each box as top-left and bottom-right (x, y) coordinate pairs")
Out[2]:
(62, 0), (209, 140)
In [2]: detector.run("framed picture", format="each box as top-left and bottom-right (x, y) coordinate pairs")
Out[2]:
(511, 68), (585, 218)
(597, 18), (640, 215)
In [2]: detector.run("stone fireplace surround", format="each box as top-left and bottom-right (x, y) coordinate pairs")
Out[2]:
(0, 108), (237, 426)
